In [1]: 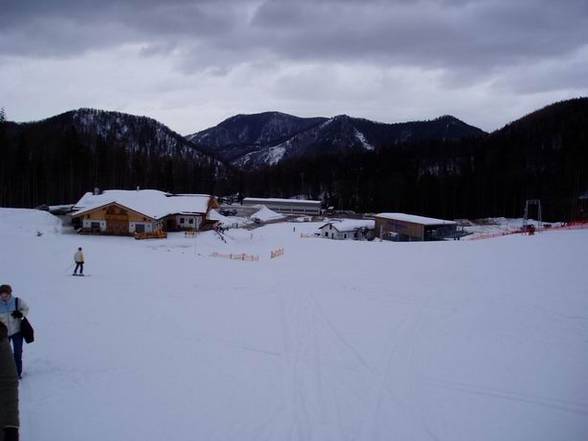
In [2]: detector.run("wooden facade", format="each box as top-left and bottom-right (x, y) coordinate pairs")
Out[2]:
(73, 202), (162, 236)
(375, 214), (457, 241)
(375, 217), (423, 241)
(165, 197), (220, 231)
(71, 190), (220, 238)
(165, 214), (203, 232)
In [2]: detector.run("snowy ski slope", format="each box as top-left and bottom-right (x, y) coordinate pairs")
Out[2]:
(1, 208), (586, 441)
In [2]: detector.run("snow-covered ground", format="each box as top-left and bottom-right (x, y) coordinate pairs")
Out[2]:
(463, 217), (559, 239)
(1, 208), (587, 441)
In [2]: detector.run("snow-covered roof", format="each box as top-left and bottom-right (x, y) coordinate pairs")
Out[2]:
(73, 190), (211, 220)
(165, 195), (212, 215)
(251, 206), (286, 222)
(207, 209), (251, 227)
(206, 209), (230, 225)
(48, 204), (76, 211)
(243, 197), (321, 206)
(375, 213), (456, 226)
(319, 219), (375, 232)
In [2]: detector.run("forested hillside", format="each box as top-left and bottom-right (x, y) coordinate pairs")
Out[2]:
(0, 109), (231, 207)
(1, 99), (586, 221)
(235, 99), (588, 221)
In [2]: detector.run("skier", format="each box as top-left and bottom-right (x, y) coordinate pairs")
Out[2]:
(0, 321), (20, 441)
(0, 285), (29, 380)
(73, 247), (85, 276)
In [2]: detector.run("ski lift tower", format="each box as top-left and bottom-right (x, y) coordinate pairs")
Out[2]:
(522, 199), (542, 232)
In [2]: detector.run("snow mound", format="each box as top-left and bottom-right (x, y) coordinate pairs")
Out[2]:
(250, 206), (285, 222)
(0, 208), (63, 235)
(207, 209), (231, 225)
(207, 209), (250, 228)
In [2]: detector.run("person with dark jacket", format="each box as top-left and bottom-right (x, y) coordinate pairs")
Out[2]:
(0, 285), (29, 379)
(0, 321), (19, 441)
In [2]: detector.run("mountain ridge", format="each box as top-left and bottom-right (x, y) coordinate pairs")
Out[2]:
(187, 111), (486, 167)
(1, 98), (586, 220)
(0, 108), (229, 207)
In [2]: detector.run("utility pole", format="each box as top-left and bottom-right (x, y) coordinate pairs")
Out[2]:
(523, 199), (542, 231)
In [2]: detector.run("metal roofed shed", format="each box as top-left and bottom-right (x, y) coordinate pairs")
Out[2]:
(375, 213), (458, 241)
(242, 197), (321, 216)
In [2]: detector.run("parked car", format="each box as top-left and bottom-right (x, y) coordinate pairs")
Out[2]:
(220, 209), (238, 216)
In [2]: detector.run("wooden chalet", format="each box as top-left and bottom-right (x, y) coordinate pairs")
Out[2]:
(71, 189), (218, 237)
(72, 202), (163, 235)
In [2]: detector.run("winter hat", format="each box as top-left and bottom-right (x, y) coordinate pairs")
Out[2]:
(0, 284), (12, 294)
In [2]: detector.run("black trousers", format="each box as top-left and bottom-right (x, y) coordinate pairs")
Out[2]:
(74, 262), (84, 274)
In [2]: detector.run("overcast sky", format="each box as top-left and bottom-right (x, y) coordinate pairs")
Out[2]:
(1, 0), (587, 134)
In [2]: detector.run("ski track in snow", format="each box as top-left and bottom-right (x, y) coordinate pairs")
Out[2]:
(275, 280), (441, 441)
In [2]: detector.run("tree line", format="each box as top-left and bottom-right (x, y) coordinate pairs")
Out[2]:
(1, 99), (586, 221)
(0, 111), (231, 208)
(236, 99), (588, 221)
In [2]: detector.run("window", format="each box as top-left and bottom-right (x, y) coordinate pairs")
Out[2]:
(135, 224), (145, 233)
(180, 217), (185, 224)
(189, 218), (194, 224)
(344, 234), (347, 239)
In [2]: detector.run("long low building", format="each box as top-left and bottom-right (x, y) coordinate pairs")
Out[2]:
(242, 197), (321, 216)
(375, 213), (457, 241)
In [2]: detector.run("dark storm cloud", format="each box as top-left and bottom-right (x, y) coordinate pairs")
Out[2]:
(0, 0), (245, 57)
(1, 0), (587, 132)
(249, 0), (588, 71)
(2, 0), (587, 72)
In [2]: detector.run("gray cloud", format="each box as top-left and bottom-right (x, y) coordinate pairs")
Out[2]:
(0, 0), (586, 132)
(249, 0), (588, 71)
(0, 0), (247, 57)
(3, 0), (587, 70)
